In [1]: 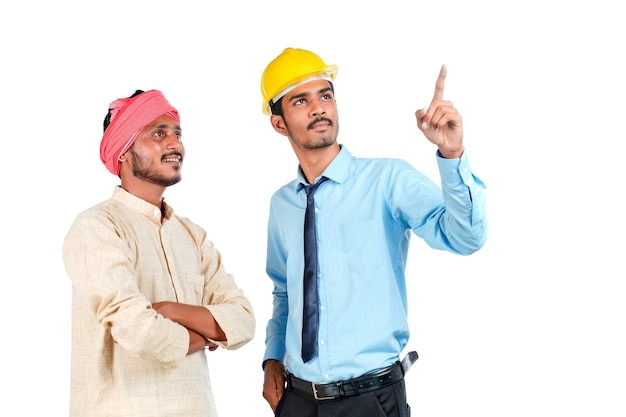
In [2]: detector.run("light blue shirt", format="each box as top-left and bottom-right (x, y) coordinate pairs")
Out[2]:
(264, 145), (487, 383)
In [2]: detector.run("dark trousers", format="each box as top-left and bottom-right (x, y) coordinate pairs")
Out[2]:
(275, 378), (410, 417)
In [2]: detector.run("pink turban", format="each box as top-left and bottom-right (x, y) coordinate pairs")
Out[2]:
(100, 90), (180, 175)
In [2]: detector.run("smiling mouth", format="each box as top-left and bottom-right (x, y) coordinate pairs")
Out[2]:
(162, 154), (182, 163)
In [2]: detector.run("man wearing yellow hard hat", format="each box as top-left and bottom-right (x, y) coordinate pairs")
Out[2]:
(261, 48), (487, 417)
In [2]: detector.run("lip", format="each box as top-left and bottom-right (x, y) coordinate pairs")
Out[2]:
(309, 120), (331, 130)
(162, 155), (182, 163)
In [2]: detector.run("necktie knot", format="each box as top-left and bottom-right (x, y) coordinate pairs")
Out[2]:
(305, 176), (328, 197)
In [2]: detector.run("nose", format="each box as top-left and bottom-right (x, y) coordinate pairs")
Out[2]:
(310, 99), (326, 117)
(166, 133), (183, 152)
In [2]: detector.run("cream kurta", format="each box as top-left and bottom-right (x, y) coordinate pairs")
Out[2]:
(63, 187), (255, 417)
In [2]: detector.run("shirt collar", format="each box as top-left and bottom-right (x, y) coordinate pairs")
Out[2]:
(295, 145), (352, 191)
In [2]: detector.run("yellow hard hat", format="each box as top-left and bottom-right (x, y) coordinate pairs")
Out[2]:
(261, 48), (338, 115)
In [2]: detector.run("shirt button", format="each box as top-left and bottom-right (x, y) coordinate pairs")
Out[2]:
(451, 169), (458, 174)
(320, 339), (326, 345)
(324, 374), (330, 380)
(153, 209), (160, 216)
(315, 207), (319, 213)
(320, 305), (326, 311)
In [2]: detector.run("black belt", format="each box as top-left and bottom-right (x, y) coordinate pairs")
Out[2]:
(287, 351), (418, 401)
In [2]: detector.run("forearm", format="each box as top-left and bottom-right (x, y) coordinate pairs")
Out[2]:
(153, 301), (226, 342)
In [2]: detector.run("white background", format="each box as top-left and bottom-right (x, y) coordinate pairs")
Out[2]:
(2, 1), (624, 416)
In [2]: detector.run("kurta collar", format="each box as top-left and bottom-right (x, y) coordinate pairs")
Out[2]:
(112, 186), (174, 224)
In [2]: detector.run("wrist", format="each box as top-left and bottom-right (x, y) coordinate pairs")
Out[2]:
(438, 147), (464, 159)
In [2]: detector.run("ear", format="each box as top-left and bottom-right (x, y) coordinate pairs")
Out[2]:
(270, 115), (289, 137)
(117, 151), (130, 180)
(118, 151), (128, 162)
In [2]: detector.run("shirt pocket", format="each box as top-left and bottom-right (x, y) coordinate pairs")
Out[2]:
(337, 219), (384, 274)
(180, 272), (206, 304)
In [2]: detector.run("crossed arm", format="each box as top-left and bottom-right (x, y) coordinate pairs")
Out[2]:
(152, 301), (225, 354)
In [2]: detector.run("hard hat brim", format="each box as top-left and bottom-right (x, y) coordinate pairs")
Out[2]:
(262, 65), (338, 115)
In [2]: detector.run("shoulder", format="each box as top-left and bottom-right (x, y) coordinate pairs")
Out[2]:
(270, 179), (300, 201)
(170, 214), (213, 246)
(68, 198), (121, 227)
(173, 213), (205, 233)
(351, 155), (417, 176)
(63, 199), (126, 252)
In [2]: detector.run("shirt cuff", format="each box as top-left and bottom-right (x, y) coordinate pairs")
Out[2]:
(436, 150), (476, 187)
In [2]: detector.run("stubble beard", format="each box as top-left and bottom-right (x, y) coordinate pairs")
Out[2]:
(303, 136), (336, 150)
(287, 117), (339, 150)
(130, 148), (182, 187)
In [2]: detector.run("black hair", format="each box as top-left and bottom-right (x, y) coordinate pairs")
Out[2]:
(269, 81), (335, 117)
(103, 89), (145, 132)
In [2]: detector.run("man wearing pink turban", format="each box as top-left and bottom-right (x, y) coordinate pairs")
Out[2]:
(63, 90), (255, 417)
(100, 89), (180, 176)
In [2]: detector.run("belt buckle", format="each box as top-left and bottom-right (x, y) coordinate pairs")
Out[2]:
(312, 382), (335, 401)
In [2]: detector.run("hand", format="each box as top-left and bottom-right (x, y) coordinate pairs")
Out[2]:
(151, 301), (175, 318)
(263, 359), (286, 412)
(415, 64), (464, 159)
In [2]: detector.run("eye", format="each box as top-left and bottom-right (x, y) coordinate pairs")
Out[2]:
(321, 93), (332, 101)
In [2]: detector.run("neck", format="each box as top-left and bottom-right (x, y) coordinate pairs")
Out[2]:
(295, 143), (340, 184)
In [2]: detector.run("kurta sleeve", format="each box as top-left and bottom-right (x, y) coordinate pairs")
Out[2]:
(194, 226), (255, 350)
(62, 210), (189, 368)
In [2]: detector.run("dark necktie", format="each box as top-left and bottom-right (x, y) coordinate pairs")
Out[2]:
(302, 176), (328, 363)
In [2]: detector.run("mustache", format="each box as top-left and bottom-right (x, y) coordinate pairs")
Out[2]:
(161, 151), (183, 159)
(307, 117), (333, 130)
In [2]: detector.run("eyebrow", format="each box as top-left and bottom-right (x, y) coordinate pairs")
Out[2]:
(288, 86), (333, 103)
(153, 123), (182, 131)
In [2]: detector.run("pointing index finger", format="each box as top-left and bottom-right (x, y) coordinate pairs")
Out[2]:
(433, 64), (447, 101)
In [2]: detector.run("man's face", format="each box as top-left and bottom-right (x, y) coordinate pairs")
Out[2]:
(277, 79), (339, 151)
(125, 114), (184, 187)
